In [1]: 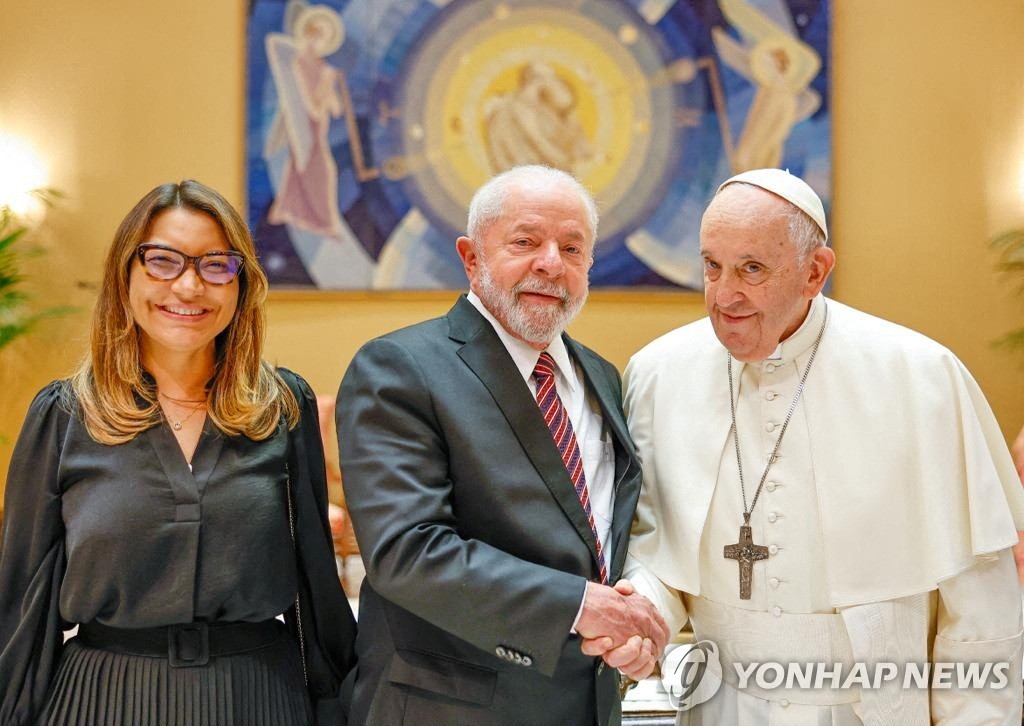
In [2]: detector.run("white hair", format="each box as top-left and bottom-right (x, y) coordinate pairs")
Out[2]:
(786, 207), (826, 259)
(466, 165), (599, 243)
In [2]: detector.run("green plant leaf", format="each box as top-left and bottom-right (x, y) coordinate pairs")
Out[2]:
(991, 228), (1024, 360)
(0, 227), (28, 253)
(0, 322), (33, 349)
(992, 229), (1024, 246)
(993, 329), (1024, 350)
(0, 191), (74, 353)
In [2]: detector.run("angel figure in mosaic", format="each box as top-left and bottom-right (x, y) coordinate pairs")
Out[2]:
(713, 0), (821, 172)
(264, 0), (347, 238)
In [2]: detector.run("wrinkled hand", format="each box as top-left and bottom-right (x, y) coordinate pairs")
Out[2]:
(595, 633), (660, 680)
(576, 579), (669, 680)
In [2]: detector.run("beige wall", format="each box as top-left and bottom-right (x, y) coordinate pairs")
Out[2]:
(2, 1), (1023, 497)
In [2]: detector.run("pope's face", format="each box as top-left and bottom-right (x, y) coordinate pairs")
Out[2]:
(457, 180), (593, 349)
(700, 186), (834, 362)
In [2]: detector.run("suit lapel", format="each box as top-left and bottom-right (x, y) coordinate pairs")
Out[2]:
(449, 298), (605, 570)
(566, 339), (633, 470)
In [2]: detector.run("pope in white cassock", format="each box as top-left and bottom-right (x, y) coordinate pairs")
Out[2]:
(621, 169), (1024, 724)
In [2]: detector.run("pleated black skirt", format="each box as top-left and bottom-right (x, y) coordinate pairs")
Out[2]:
(39, 625), (312, 725)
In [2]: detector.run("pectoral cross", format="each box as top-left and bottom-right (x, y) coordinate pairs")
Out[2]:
(723, 523), (769, 599)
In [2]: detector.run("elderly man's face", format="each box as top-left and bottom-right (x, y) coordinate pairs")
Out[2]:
(456, 180), (593, 350)
(700, 185), (834, 362)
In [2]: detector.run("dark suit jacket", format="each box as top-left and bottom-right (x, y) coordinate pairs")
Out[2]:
(336, 296), (643, 726)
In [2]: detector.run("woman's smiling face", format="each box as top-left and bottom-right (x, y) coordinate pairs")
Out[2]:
(128, 207), (239, 363)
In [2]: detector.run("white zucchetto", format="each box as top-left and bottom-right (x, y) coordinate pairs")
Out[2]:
(718, 168), (828, 240)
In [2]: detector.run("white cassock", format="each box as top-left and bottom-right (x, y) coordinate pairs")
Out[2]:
(624, 295), (1024, 725)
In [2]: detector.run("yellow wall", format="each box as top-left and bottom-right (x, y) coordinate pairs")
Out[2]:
(2, 1), (1023, 498)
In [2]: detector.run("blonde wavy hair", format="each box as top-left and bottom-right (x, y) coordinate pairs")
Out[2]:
(69, 179), (298, 444)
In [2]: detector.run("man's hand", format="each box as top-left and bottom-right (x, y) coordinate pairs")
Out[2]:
(576, 579), (669, 679)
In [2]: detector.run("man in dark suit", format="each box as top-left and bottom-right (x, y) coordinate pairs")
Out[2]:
(337, 165), (669, 725)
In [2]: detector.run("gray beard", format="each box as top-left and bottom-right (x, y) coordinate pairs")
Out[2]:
(476, 260), (587, 346)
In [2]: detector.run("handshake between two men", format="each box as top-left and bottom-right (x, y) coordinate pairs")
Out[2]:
(576, 579), (671, 681)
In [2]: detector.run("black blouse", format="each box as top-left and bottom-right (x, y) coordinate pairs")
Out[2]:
(0, 368), (356, 724)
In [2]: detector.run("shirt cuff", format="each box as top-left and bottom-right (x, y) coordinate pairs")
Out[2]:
(569, 588), (587, 634)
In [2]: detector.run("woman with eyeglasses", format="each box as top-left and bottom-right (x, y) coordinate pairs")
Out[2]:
(0, 179), (356, 725)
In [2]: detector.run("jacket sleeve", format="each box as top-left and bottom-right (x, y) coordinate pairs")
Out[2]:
(0, 383), (70, 725)
(337, 338), (586, 677)
(278, 368), (357, 725)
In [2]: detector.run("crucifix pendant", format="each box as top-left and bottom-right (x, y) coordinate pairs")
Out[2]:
(723, 524), (770, 599)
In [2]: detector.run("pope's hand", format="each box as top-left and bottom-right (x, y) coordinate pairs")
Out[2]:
(595, 634), (659, 680)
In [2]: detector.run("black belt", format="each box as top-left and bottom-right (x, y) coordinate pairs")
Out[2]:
(76, 619), (284, 668)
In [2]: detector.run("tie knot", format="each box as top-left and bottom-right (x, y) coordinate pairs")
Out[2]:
(533, 352), (556, 382)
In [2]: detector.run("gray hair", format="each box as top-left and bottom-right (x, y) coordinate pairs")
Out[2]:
(787, 207), (826, 259)
(466, 165), (599, 243)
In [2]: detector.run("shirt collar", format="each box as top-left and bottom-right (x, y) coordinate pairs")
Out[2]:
(728, 294), (827, 371)
(466, 291), (577, 392)
(766, 293), (826, 364)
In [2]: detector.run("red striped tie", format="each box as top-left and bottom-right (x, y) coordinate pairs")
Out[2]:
(533, 352), (608, 584)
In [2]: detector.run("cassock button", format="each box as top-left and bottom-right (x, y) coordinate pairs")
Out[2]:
(765, 422), (778, 432)
(764, 391), (778, 401)
(767, 512), (778, 523)
(780, 699), (790, 707)
(769, 577), (780, 588)
(764, 363), (776, 373)
(772, 606), (782, 617)
(768, 544), (779, 555)
(765, 482), (777, 492)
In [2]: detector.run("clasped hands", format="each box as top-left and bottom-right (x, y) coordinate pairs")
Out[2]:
(576, 579), (669, 681)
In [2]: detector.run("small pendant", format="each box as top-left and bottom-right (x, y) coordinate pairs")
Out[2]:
(173, 421), (182, 431)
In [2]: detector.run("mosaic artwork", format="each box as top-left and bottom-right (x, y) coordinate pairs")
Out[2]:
(246, 0), (830, 289)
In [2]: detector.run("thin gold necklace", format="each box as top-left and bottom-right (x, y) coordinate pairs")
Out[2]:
(158, 391), (207, 405)
(158, 391), (207, 431)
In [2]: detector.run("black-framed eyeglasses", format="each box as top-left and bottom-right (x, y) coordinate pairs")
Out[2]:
(136, 243), (244, 285)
